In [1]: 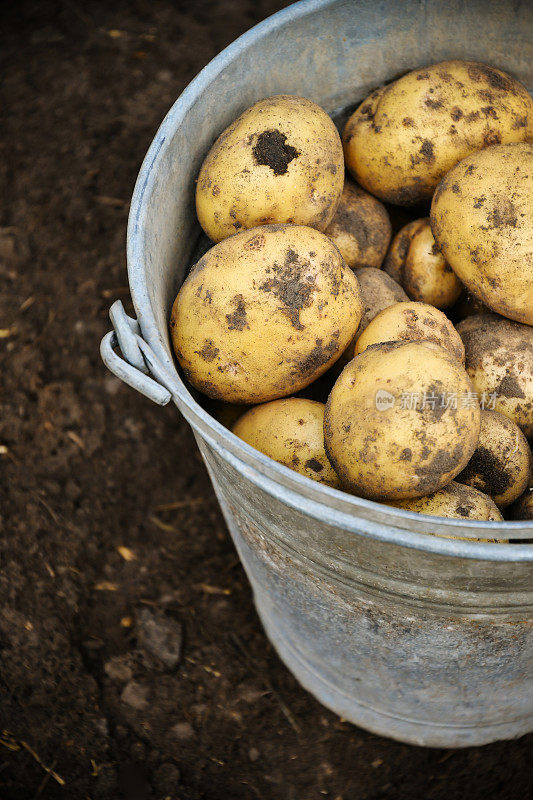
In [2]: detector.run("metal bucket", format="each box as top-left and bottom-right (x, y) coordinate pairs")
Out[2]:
(101, 0), (533, 747)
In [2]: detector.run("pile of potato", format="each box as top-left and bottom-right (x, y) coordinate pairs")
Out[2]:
(171, 60), (533, 529)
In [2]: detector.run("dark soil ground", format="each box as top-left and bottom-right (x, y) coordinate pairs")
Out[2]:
(1, 2), (531, 798)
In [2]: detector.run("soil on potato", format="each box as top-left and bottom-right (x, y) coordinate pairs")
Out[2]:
(0, 2), (530, 798)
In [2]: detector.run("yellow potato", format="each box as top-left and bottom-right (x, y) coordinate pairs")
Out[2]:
(196, 96), (344, 242)
(324, 341), (480, 501)
(456, 410), (532, 508)
(389, 481), (503, 521)
(171, 224), (362, 404)
(355, 302), (465, 363)
(383, 219), (426, 283)
(384, 219), (462, 309)
(324, 178), (391, 268)
(430, 142), (533, 324)
(456, 313), (533, 438)
(343, 60), (532, 204)
(232, 398), (340, 488)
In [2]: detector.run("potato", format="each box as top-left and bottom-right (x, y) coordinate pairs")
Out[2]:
(456, 410), (532, 508)
(383, 219), (426, 282)
(324, 178), (391, 268)
(324, 340), (480, 501)
(388, 481), (503, 522)
(343, 60), (533, 205)
(430, 142), (533, 324)
(384, 219), (462, 309)
(232, 398), (340, 488)
(354, 267), (409, 334)
(171, 224), (362, 403)
(196, 96), (344, 242)
(336, 268), (409, 367)
(457, 314), (533, 438)
(508, 488), (533, 521)
(355, 302), (465, 363)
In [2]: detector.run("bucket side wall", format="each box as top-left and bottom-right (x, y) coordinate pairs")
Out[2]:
(197, 436), (533, 746)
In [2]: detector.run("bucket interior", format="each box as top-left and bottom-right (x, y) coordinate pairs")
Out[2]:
(126, 0), (533, 545)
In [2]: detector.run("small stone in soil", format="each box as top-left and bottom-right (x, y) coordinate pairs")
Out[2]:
(104, 655), (133, 683)
(171, 721), (195, 740)
(121, 680), (150, 710)
(136, 607), (183, 670)
(95, 717), (109, 736)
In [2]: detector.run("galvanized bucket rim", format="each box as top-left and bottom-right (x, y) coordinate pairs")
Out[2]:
(126, 0), (533, 559)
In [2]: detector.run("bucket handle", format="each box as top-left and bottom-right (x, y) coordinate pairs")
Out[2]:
(100, 300), (173, 406)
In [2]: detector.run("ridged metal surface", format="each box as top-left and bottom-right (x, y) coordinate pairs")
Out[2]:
(102, 0), (533, 745)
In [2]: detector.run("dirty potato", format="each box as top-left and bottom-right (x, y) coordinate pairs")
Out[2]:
(430, 142), (533, 324)
(324, 178), (391, 268)
(196, 96), (344, 242)
(402, 223), (462, 309)
(355, 302), (465, 363)
(336, 268), (409, 367)
(383, 219), (426, 282)
(343, 61), (533, 205)
(232, 398), (341, 488)
(324, 341), (480, 501)
(171, 224), (362, 404)
(456, 410), (532, 508)
(385, 219), (461, 309)
(457, 314), (533, 438)
(354, 267), (409, 334)
(389, 481), (503, 521)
